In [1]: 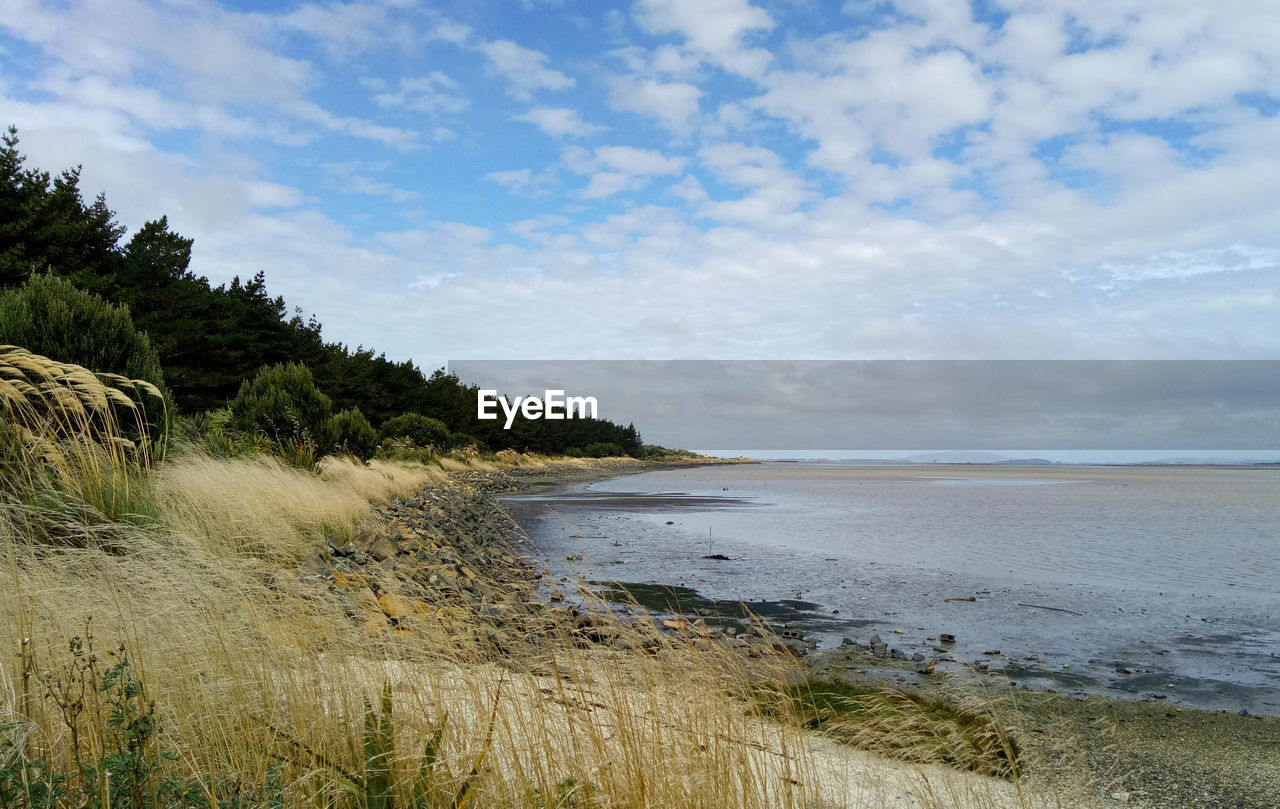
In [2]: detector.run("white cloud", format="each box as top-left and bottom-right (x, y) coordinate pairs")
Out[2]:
(281, 1), (398, 54)
(560, 145), (685, 198)
(324, 162), (421, 203)
(2, 0), (310, 105)
(485, 168), (558, 198)
(582, 172), (646, 199)
(372, 73), (468, 114)
(285, 101), (417, 148)
(429, 19), (472, 45)
(696, 143), (815, 223)
(609, 77), (703, 134)
(666, 175), (709, 204)
(1, 0), (421, 148)
(478, 39), (574, 98)
(515, 107), (605, 137)
(633, 0), (775, 78)
(594, 146), (684, 175)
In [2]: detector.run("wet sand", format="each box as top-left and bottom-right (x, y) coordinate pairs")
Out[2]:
(506, 463), (1280, 715)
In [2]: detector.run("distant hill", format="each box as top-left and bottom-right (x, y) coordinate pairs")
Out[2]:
(1133, 457), (1270, 466)
(902, 451), (1060, 465)
(903, 451), (1008, 464)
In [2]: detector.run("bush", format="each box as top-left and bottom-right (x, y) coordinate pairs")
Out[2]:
(563, 447), (584, 458)
(0, 273), (168, 432)
(583, 442), (626, 458)
(641, 445), (700, 460)
(379, 412), (453, 449)
(229, 362), (333, 451)
(328, 407), (378, 460)
(451, 432), (484, 450)
(173, 407), (266, 459)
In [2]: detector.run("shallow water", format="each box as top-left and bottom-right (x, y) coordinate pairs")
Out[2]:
(508, 463), (1280, 714)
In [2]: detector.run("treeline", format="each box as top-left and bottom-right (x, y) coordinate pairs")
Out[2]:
(0, 127), (642, 458)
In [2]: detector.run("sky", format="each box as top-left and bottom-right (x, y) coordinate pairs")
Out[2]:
(2, 0), (1280, 371)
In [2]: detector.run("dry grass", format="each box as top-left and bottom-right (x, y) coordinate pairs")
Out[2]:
(0, 490), (821, 808)
(0, 347), (1089, 809)
(152, 453), (444, 562)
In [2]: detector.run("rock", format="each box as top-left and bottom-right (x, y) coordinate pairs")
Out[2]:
(869, 633), (889, 658)
(377, 594), (408, 618)
(368, 537), (397, 562)
(840, 636), (857, 647)
(939, 632), (956, 644)
(299, 552), (331, 579)
(911, 652), (925, 662)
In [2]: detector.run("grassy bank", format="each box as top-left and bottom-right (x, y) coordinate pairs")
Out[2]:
(3, 448), (821, 808)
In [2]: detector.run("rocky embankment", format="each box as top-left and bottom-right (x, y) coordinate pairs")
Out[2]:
(290, 464), (802, 664)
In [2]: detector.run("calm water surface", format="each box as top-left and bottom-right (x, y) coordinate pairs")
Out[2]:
(512, 463), (1280, 713)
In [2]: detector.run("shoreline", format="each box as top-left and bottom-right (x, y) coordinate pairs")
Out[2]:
(494, 460), (1280, 809)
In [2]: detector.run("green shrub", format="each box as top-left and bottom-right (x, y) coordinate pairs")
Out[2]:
(328, 407), (378, 460)
(0, 273), (169, 433)
(373, 437), (439, 464)
(583, 442), (626, 458)
(562, 447), (584, 458)
(640, 445), (700, 460)
(451, 432), (484, 450)
(379, 412), (453, 449)
(229, 362), (333, 451)
(172, 408), (266, 458)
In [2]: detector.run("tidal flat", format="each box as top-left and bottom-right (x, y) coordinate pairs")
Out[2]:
(505, 462), (1280, 715)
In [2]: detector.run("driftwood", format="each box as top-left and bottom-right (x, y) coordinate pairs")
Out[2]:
(1017, 602), (1084, 616)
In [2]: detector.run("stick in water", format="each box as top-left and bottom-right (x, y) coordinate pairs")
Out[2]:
(1017, 603), (1084, 616)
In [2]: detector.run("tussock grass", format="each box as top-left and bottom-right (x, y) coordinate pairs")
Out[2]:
(0, 345), (165, 538)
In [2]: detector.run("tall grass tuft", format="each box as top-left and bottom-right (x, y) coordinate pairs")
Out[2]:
(0, 345), (165, 539)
